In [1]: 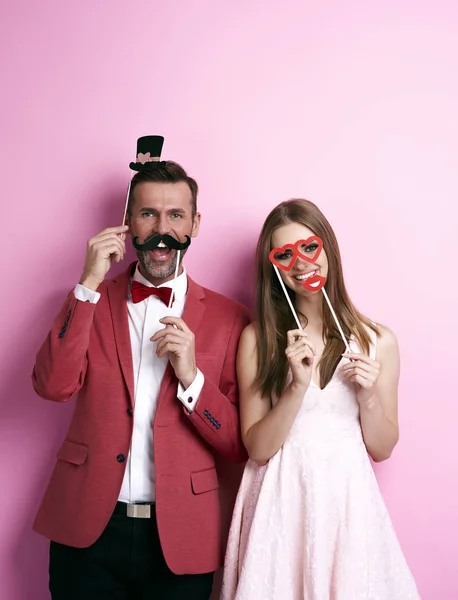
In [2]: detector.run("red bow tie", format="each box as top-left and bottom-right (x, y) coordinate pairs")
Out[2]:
(130, 281), (173, 305)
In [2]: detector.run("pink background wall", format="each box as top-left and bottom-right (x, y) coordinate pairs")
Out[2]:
(1, 1), (456, 598)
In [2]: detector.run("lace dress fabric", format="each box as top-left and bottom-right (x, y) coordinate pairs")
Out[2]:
(221, 334), (420, 600)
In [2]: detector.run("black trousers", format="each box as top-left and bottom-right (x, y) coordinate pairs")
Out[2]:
(49, 503), (214, 600)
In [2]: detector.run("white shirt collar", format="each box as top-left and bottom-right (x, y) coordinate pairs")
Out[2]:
(132, 262), (188, 301)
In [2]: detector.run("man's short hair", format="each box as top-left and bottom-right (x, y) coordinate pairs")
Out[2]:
(128, 161), (198, 218)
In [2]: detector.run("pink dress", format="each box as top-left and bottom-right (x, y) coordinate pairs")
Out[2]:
(221, 335), (420, 600)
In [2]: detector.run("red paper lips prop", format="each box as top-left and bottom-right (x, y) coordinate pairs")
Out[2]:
(269, 237), (326, 292)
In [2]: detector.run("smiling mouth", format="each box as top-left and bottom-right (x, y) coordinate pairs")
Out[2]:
(294, 270), (317, 282)
(149, 243), (172, 261)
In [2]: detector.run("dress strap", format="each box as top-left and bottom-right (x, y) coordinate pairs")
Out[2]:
(349, 323), (377, 359)
(367, 324), (377, 360)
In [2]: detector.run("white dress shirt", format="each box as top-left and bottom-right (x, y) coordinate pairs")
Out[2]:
(74, 264), (205, 502)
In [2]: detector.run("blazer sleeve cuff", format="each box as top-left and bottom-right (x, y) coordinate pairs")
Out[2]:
(177, 369), (205, 412)
(74, 284), (101, 304)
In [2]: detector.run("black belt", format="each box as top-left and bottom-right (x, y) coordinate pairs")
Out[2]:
(114, 501), (155, 519)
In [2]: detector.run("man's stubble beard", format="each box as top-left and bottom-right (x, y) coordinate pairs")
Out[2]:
(136, 247), (188, 280)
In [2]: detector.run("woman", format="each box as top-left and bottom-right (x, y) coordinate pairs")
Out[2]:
(221, 200), (419, 599)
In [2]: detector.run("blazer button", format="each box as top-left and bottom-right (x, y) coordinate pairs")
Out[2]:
(117, 454), (125, 463)
(126, 408), (133, 416)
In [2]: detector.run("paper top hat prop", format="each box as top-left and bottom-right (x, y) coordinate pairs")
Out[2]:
(129, 135), (166, 171)
(122, 134), (166, 224)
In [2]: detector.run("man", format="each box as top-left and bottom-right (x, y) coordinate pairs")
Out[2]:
(32, 136), (250, 599)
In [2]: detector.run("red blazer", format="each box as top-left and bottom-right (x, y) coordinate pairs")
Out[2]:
(32, 263), (250, 575)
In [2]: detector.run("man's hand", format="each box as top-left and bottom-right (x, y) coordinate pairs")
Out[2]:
(151, 316), (197, 388)
(80, 225), (128, 291)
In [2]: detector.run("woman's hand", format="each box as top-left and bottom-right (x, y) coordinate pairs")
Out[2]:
(340, 353), (381, 407)
(285, 329), (315, 391)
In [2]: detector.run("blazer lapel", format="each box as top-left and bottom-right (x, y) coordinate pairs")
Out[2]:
(107, 263), (136, 407)
(157, 276), (206, 403)
(182, 276), (206, 334)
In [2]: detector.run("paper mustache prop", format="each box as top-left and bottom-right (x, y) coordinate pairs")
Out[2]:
(132, 233), (191, 309)
(132, 233), (191, 252)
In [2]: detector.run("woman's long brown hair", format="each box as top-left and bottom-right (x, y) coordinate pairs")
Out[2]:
(253, 199), (379, 397)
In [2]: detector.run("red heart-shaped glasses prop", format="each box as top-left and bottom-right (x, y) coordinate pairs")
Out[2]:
(269, 237), (323, 272)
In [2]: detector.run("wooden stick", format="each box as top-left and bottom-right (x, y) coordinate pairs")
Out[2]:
(168, 250), (181, 308)
(121, 180), (132, 226)
(273, 265), (303, 330)
(322, 287), (351, 353)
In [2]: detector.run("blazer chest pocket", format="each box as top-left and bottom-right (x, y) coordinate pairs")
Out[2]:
(190, 467), (219, 495)
(56, 439), (88, 465)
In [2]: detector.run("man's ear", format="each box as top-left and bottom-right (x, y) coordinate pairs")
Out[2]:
(191, 212), (201, 238)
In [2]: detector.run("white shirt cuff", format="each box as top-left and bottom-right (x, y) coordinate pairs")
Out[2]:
(177, 369), (205, 412)
(74, 284), (101, 304)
